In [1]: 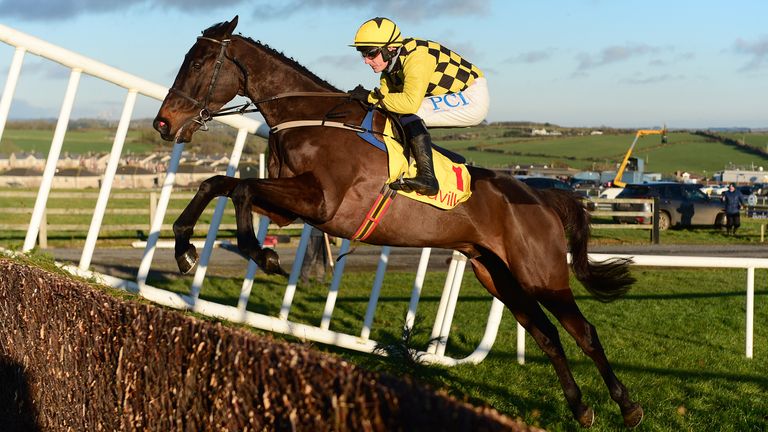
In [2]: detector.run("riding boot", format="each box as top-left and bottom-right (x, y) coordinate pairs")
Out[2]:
(389, 119), (439, 196)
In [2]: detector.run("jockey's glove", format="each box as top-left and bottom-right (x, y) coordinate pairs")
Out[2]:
(348, 85), (372, 105)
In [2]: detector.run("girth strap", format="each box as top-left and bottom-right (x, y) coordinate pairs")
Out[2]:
(270, 120), (365, 134)
(351, 184), (398, 241)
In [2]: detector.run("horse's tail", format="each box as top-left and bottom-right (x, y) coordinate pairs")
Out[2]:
(537, 189), (635, 302)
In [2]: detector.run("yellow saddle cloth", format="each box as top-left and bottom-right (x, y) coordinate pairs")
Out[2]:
(382, 120), (472, 209)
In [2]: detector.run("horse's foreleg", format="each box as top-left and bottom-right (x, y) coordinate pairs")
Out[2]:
(542, 298), (643, 428)
(173, 175), (241, 274)
(229, 174), (329, 276)
(469, 258), (595, 428)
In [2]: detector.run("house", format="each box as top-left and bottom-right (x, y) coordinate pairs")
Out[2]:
(175, 163), (221, 187)
(0, 167), (45, 187)
(114, 165), (160, 189)
(52, 167), (101, 188)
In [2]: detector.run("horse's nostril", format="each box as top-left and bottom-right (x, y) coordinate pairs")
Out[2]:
(153, 118), (170, 134)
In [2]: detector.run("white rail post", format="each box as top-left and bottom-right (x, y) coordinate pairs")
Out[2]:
(435, 254), (467, 357)
(278, 224), (313, 320)
(746, 267), (754, 358)
(0, 46), (25, 142)
(428, 252), (461, 354)
(189, 127), (248, 301)
(23, 68), (82, 251)
(360, 246), (391, 341)
(79, 89), (137, 270)
(517, 322), (526, 365)
(237, 216), (271, 318)
(136, 142), (184, 289)
(405, 247), (432, 330)
(320, 239), (351, 330)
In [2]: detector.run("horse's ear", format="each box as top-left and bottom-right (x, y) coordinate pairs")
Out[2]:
(226, 15), (239, 36)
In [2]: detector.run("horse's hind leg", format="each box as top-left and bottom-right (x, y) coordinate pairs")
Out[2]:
(173, 175), (240, 273)
(470, 258), (596, 428)
(541, 297), (643, 428)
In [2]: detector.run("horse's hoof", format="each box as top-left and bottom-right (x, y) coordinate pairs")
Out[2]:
(576, 406), (595, 428)
(176, 245), (198, 274)
(622, 403), (644, 428)
(257, 248), (289, 277)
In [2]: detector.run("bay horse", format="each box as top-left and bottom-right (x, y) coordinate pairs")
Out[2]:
(153, 16), (643, 428)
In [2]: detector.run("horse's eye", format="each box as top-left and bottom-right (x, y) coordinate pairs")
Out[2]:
(191, 62), (202, 70)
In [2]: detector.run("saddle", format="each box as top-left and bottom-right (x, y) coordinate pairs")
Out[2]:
(354, 108), (472, 210)
(358, 109), (466, 164)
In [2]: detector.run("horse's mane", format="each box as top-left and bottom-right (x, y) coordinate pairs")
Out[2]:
(235, 35), (340, 92)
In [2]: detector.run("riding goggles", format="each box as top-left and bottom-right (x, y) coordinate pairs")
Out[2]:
(358, 46), (381, 60)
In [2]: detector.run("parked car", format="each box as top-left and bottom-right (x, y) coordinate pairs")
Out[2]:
(595, 187), (625, 211)
(700, 184), (728, 197)
(569, 178), (601, 190)
(516, 176), (574, 192)
(613, 182), (725, 230)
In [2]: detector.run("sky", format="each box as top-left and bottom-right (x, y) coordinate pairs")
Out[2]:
(0, 0), (767, 129)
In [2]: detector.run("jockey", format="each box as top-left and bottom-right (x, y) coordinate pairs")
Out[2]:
(349, 17), (489, 196)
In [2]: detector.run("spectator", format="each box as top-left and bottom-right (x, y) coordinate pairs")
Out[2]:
(300, 227), (330, 283)
(721, 183), (747, 235)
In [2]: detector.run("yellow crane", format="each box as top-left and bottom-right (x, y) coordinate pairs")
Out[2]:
(612, 126), (667, 187)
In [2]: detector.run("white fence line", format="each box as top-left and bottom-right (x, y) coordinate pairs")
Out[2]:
(573, 253), (764, 359)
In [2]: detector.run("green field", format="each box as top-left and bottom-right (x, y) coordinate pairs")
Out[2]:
(0, 125), (267, 157)
(3, 125), (768, 178)
(431, 128), (768, 175)
(0, 128), (156, 154)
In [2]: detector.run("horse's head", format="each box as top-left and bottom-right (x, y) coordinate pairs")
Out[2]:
(154, 16), (243, 143)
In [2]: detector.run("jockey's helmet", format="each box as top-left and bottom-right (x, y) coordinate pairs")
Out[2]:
(350, 17), (403, 48)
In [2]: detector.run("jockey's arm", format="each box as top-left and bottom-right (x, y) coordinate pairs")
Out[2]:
(376, 51), (436, 114)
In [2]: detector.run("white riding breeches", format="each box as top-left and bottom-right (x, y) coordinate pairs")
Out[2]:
(416, 77), (489, 128)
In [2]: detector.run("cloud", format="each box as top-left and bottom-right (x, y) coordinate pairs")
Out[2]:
(0, 0), (245, 20)
(575, 43), (662, 71)
(312, 54), (357, 69)
(21, 59), (70, 79)
(0, 0), (490, 22)
(620, 74), (685, 85)
(504, 49), (554, 64)
(731, 35), (768, 72)
(6, 98), (57, 119)
(250, 0), (490, 22)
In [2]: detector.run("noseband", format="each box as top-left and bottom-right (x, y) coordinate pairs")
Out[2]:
(168, 36), (232, 131)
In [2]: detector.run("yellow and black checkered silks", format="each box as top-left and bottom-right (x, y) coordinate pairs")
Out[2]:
(404, 39), (482, 95)
(375, 38), (484, 114)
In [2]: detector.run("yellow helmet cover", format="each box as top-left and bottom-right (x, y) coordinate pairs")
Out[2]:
(351, 17), (403, 47)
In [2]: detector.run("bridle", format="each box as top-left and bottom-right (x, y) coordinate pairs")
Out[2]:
(165, 35), (374, 132)
(168, 36), (236, 131)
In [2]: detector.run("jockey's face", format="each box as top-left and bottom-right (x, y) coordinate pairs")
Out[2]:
(362, 47), (395, 73)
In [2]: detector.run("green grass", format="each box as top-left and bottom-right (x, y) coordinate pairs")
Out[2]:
(143, 266), (768, 431)
(0, 128), (156, 154)
(4, 126), (768, 177)
(428, 127), (768, 175)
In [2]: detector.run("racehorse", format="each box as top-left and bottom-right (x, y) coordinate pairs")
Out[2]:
(153, 16), (643, 428)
